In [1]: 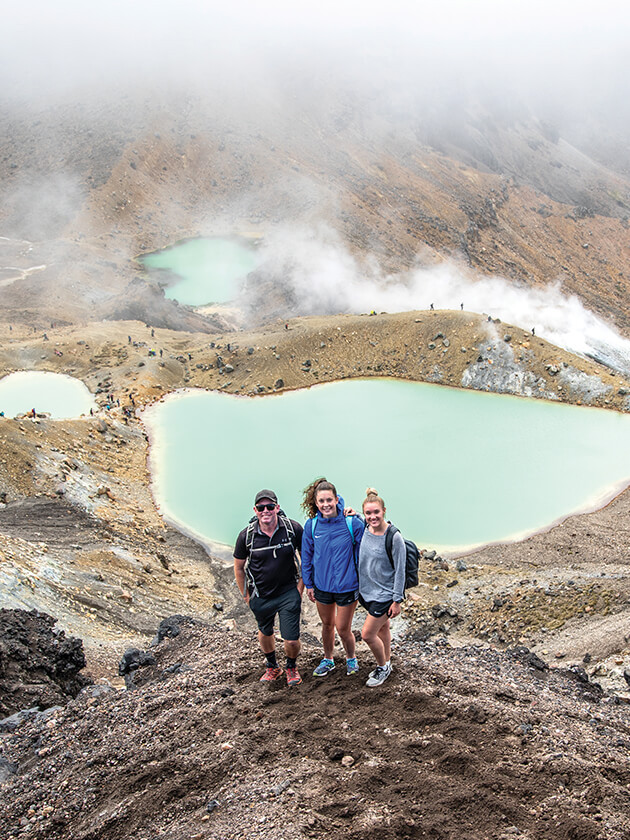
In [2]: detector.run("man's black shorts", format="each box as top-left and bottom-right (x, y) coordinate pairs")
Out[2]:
(314, 586), (359, 607)
(249, 586), (302, 640)
(359, 594), (393, 618)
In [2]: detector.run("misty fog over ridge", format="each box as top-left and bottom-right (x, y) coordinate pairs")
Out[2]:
(1, 0), (629, 376)
(2, 0), (629, 159)
(3, 0), (630, 200)
(241, 223), (630, 377)
(3, 0), (630, 211)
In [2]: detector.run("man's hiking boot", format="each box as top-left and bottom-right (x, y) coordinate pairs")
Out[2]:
(346, 657), (359, 675)
(313, 658), (335, 677)
(260, 666), (284, 682)
(366, 664), (391, 687)
(286, 667), (302, 687)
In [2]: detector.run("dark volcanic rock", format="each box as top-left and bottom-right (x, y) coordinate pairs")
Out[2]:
(0, 706), (39, 733)
(118, 647), (159, 690)
(119, 617), (202, 688)
(151, 614), (198, 646)
(509, 646), (549, 672)
(0, 609), (92, 717)
(118, 647), (157, 676)
(103, 277), (226, 334)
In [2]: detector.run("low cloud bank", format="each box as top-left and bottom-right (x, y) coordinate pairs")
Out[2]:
(254, 225), (630, 377)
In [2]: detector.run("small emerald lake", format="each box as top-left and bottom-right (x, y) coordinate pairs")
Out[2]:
(142, 379), (630, 555)
(0, 371), (96, 419)
(140, 237), (258, 306)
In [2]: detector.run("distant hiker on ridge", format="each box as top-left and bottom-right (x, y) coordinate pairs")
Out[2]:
(233, 489), (304, 687)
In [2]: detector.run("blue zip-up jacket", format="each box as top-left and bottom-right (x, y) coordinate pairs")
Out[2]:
(301, 497), (365, 594)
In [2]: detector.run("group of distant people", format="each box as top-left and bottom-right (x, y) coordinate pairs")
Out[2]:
(233, 478), (406, 689)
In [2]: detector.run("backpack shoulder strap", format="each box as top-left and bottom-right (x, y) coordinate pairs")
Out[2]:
(385, 524), (399, 568)
(243, 519), (259, 594)
(245, 519), (257, 555)
(279, 514), (295, 541)
(311, 514), (355, 543)
(278, 515), (300, 580)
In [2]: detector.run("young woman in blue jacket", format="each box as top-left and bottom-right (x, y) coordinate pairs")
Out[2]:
(301, 477), (365, 677)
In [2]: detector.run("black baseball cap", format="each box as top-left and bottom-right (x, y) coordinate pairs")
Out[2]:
(254, 489), (278, 505)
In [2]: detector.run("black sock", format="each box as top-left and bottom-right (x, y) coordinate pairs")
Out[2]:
(286, 656), (297, 669)
(265, 651), (278, 668)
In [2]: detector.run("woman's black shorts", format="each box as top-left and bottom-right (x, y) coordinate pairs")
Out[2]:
(359, 594), (393, 618)
(314, 586), (359, 607)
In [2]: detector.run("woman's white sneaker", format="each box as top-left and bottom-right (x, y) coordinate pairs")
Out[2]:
(366, 664), (391, 687)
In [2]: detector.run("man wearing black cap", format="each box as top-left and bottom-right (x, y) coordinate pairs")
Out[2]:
(234, 489), (304, 687)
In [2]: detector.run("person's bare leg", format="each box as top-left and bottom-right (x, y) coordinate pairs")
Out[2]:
(377, 619), (392, 663)
(335, 601), (358, 658)
(316, 601), (337, 659)
(259, 631), (275, 655)
(361, 614), (389, 667)
(283, 639), (301, 659)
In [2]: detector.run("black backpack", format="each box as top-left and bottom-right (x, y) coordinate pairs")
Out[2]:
(384, 525), (419, 590)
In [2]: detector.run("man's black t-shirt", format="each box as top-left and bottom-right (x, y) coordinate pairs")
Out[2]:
(234, 517), (303, 599)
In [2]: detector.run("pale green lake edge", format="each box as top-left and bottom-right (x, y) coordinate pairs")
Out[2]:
(141, 379), (630, 558)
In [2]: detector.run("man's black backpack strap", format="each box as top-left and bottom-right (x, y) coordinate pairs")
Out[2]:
(245, 509), (294, 555)
(245, 519), (256, 555)
(279, 514), (296, 544)
(244, 512), (301, 586)
(278, 515), (300, 580)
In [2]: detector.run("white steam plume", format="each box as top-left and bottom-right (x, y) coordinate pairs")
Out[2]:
(254, 225), (630, 377)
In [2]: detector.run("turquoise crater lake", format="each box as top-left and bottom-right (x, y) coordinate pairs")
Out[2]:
(0, 371), (96, 419)
(140, 237), (258, 306)
(142, 379), (630, 554)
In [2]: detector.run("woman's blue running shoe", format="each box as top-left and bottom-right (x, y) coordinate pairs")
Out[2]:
(346, 657), (359, 675)
(313, 658), (335, 677)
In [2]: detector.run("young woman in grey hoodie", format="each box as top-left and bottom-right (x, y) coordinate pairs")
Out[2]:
(358, 488), (406, 687)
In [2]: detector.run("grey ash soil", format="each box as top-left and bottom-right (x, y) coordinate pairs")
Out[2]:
(0, 492), (240, 675)
(1, 616), (630, 840)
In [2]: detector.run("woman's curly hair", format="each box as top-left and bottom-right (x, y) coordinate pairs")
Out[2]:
(301, 477), (338, 518)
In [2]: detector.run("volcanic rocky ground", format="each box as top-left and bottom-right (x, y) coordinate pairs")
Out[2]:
(1, 89), (630, 839)
(2, 614), (630, 840)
